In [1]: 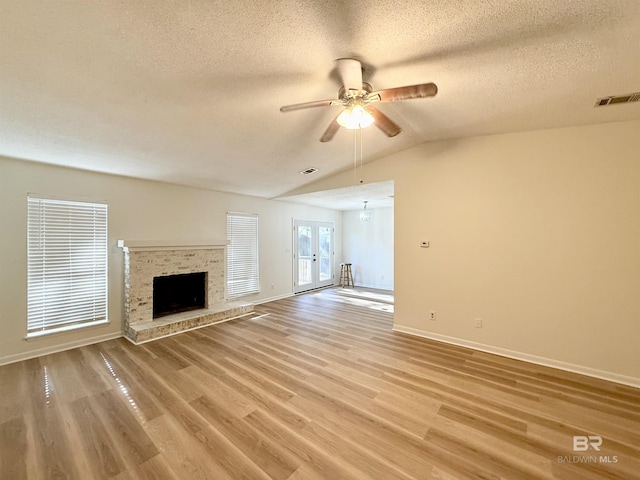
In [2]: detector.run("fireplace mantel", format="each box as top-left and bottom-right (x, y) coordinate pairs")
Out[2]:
(117, 239), (227, 252)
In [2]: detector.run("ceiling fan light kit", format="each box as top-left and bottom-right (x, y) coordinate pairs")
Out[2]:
(280, 58), (437, 142)
(336, 102), (375, 129)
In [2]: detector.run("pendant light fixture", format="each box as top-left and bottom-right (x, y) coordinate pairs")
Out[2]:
(360, 200), (372, 222)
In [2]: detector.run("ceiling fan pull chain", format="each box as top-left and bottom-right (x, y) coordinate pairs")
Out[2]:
(353, 128), (357, 185)
(359, 126), (364, 184)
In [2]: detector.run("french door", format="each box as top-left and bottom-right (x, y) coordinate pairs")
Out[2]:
(293, 220), (334, 293)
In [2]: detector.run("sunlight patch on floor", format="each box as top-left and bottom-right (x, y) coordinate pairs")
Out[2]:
(332, 288), (394, 304)
(310, 288), (395, 313)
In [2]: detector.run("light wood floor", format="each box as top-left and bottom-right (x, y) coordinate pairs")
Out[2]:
(1, 287), (639, 479)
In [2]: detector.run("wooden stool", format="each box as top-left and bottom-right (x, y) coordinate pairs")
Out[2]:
(339, 263), (354, 287)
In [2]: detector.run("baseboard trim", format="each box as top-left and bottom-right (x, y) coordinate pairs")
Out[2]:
(254, 292), (295, 305)
(0, 332), (123, 366)
(353, 282), (394, 290)
(291, 285), (340, 296)
(392, 325), (640, 389)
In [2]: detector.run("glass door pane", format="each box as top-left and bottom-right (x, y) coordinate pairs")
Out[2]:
(318, 225), (332, 283)
(297, 224), (313, 288)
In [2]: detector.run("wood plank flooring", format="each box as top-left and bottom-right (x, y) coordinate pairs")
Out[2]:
(1, 287), (639, 479)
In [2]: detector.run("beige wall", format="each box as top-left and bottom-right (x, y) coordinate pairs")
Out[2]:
(299, 120), (640, 383)
(0, 157), (342, 363)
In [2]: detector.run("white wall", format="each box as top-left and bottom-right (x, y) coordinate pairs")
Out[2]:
(342, 207), (394, 290)
(0, 157), (342, 364)
(293, 120), (640, 385)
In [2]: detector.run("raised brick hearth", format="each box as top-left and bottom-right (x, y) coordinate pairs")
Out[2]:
(118, 240), (253, 343)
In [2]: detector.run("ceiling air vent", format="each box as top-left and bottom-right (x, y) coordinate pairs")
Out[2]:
(299, 167), (318, 175)
(594, 92), (640, 107)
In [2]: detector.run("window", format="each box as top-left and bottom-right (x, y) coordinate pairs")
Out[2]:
(27, 196), (108, 337)
(226, 212), (259, 299)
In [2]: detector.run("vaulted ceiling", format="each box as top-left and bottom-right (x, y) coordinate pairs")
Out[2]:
(1, 1), (639, 204)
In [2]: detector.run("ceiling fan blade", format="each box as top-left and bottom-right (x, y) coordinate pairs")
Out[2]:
(336, 58), (363, 92)
(370, 82), (438, 103)
(280, 99), (336, 112)
(320, 115), (341, 142)
(369, 107), (402, 137)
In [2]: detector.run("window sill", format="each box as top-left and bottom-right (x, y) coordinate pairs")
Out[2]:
(25, 319), (110, 340)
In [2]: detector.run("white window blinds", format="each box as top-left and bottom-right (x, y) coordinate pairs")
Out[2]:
(226, 213), (259, 299)
(27, 196), (108, 337)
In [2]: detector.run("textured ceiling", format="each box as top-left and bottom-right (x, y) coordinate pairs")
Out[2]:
(1, 0), (639, 205)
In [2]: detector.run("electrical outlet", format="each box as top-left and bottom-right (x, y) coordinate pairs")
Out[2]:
(475, 318), (482, 328)
(429, 311), (436, 321)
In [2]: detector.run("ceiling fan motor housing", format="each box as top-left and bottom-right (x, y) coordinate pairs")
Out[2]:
(338, 82), (373, 101)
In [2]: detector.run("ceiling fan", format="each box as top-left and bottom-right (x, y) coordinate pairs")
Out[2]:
(280, 58), (438, 142)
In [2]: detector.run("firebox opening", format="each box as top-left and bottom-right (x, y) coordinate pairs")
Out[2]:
(153, 272), (207, 319)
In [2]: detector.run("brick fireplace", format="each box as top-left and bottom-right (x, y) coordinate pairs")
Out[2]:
(118, 240), (253, 343)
